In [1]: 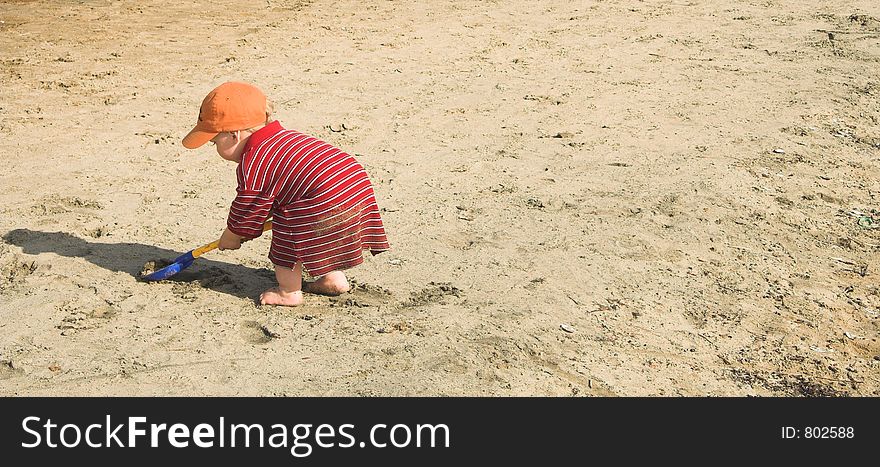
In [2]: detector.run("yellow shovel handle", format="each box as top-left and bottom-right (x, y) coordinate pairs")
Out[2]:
(192, 221), (273, 259)
(192, 240), (222, 259)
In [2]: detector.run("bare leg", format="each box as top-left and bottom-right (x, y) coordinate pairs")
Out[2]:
(302, 270), (351, 296)
(260, 262), (304, 306)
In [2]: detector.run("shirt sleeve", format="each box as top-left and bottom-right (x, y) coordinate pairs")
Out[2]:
(227, 157), (274, 239)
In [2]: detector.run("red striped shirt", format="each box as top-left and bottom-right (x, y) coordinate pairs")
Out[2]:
(227, 121), (389, 276)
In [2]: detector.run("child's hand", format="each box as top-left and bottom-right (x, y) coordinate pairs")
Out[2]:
(218, 228), (243, 250)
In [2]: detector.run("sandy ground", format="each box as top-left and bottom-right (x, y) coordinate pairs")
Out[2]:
(0, 0), (878, 396)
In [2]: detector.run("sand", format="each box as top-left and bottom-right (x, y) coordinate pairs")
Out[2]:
(0, 0), (878, 396)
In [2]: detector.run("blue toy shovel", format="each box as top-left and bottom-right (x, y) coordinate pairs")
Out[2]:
(141, 221), (272, 281)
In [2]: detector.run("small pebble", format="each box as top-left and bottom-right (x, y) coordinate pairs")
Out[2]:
(772, 148), (785, 154)
(560, 323), (575, 333)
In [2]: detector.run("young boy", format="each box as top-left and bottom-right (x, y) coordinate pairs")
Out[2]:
(182, 81), (389, 306)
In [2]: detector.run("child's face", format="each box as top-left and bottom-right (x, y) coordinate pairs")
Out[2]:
(210, 131), (246, 163)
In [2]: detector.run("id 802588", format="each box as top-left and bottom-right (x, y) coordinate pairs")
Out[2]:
(781, 426), (854, 439)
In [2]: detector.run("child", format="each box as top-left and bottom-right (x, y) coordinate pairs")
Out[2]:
(181, 81), (390, 306)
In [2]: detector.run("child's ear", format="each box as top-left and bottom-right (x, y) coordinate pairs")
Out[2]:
(266, 100), (275, 119)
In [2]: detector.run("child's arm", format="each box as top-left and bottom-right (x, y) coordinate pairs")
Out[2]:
(226, 166), (274, 241)
(218, 228), (243, 251)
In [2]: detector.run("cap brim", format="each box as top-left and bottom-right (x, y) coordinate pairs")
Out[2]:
(182, 127), (218, 149)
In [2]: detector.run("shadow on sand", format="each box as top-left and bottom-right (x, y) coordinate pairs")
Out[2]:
(2, 229), (274, 300)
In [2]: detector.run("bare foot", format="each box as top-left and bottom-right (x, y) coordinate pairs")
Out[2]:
(302, 271), (351, 296)
(259, 288), (304, 306)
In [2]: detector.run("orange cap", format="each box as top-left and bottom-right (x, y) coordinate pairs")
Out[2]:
(182, 81), (267, 149)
